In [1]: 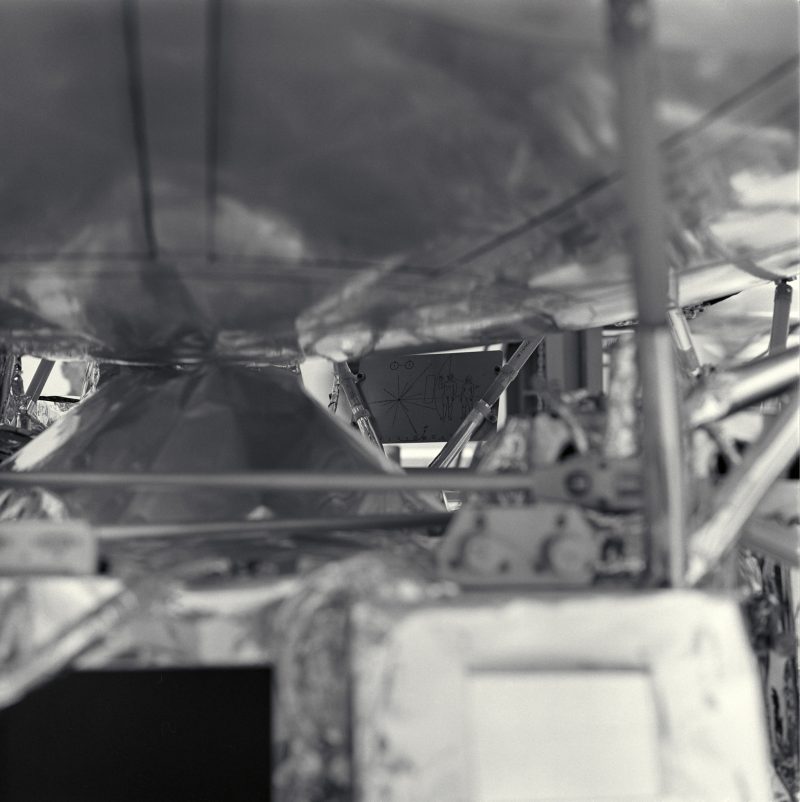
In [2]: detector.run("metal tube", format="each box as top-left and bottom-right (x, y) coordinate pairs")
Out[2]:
(24, 358), (55, 412)
(0, 469), (537, 493)
(705, 422), (742, 467)
(609, 0), (673, 326)
(686, 389), (800, 585)
(667, 306), (742, 468)
(91, 511), (452, 541)
(686, 346), (799, 428)
(334, 362), (383, 449)
(0, 587), (137, 711)
(0, 459), (641, 505)
(428, 406), (488, 470)
(609, 0), (686, 586)
(429, 337), (543, 468)
(0, 355), (17, 424)
(742, 519), (800, 569)
(638, 328), (687, 587)
(768, 280), (793, 354)
(667, 306), (702, 376)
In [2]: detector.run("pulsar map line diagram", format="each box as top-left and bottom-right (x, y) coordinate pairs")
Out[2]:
(358, 351), (502, 443)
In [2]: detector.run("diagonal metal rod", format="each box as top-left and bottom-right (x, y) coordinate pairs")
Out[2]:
(334, 362), (383, 449)
(686, 388), (800, 585)
(0, 586), (137, 711)
(666, 308), (742, 465)
(609, 0), (686, 586)
(667, 306), (702, 376)
(24, 359), (55, 412)
(429, 337), (543, 468)
(686, 346), (799, 428)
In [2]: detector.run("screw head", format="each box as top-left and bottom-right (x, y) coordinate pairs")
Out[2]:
(565, 470), (592, 497)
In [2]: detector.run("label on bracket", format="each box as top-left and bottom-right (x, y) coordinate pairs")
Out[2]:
(357, 351), (502, 443)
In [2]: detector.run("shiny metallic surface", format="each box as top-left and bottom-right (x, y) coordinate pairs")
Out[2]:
(686, 345), (800, 428)
(609, 0), (673, 323)
(273, 552), (444, 802)
(430, 336), (543, 467)
(668, 306), (702, 375)
(0, 460), (642, 508)
(353, 591), (773, 801)
(0, 365), (435, 525)
(609, 0), (686, 588)
(0, 4), (796, 791)
(333, 362), (383, 449)
(602, 334), (639, 458)
(0, 356), (21, 425)
(21, 359), (54, 412)
(0, 0), (796, 363)
(769, 280), (794, 354)
(88, 512), (451, 542)
(689, 281), (800, 367)
(637, 327), (687, 586)
(0, 579), (136, 710)
(742, 518), (800, 569)
(687, 389), (800, 586)
(428, 407), (487, 469)
(0, 468), (538, 494)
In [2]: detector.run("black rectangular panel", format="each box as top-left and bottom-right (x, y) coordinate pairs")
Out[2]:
(0, 667), (272, 802)
(358, 350), (502, 443)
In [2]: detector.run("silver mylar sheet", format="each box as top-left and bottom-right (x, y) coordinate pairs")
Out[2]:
(271, 551), (446, 802)
(1, 364), (435, 527)
(0, 577), (125, 667)
(0, 0), (796, 363)
(0, 366), (439, 710)
(351, 591), (773, 801)
(690, 281), (800, 366)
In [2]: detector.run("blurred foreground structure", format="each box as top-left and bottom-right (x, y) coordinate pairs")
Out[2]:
(0, 0), (798, 800)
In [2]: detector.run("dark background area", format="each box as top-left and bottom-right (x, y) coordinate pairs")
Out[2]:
(0, 667), (272, 802)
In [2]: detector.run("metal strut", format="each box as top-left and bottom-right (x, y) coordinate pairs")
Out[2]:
(686, 388), (800, 585)
(0, 354), (17, 424)
(0, 469), (537, 493)
(333, 362), (383, 450)
(23, 359), (55, 413)
(667, 306), (702, 376)
(768, 280), (793, 354)
(686, 346), (799, 428)
(609, 0), (687, 586)
(429, 336), (544, 469)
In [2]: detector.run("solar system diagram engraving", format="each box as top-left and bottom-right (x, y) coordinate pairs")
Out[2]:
(357, 351), (502, 443)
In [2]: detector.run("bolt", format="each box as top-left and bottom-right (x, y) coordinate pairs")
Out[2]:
(565, 470), (591, 497)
